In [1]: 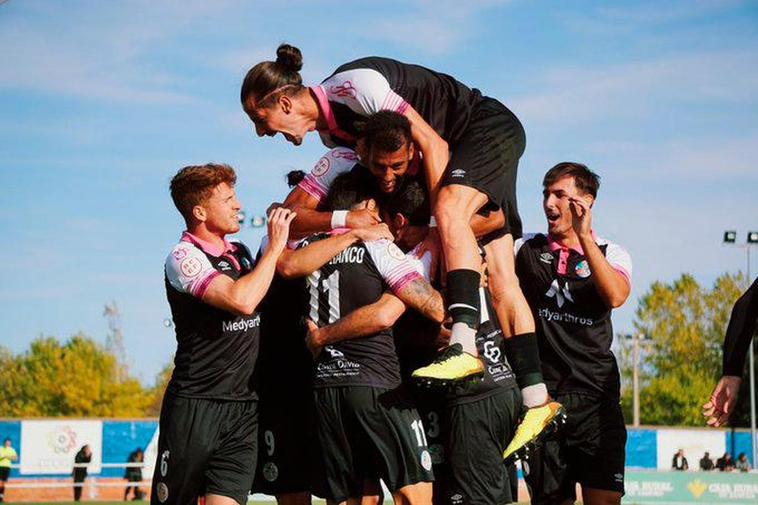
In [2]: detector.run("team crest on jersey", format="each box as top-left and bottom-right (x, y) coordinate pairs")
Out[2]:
(575, 260), (591, 278)
(180, 257), (203, 278)
(156, 482), (169, 503)
(540, 252), (554, 264)
(387, 242), (405, 260)
(263, 462), (279, 482)
(420, 450), (432, 471)
(313, 156), (330, 177)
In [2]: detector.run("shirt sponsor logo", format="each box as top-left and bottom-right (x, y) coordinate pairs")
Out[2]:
(313, 156), (330, 177)
(540, 252), (553, 264)
(222, 315), (260, 332)
(575, 260), (591, 278)
(180, 257), (203, 278)
(482, 340), (501, 363)
(545, 279), (573, 307)
(538, 307), (594, 326)
(450, 168), (466, 178)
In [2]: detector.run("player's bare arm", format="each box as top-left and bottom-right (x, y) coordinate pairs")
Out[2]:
(305, 293), (407, 357)
(571, 197), (630, 308)
(404, 106), (448, 204)
(395, 277), (445, 324)
(282, 185), (381, 235)
(203, 208), (296, 315)
(278, 224), (393, 278)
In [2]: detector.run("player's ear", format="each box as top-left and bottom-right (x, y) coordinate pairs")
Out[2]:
(584, 194), (595, 208)
(407, 141), (415, 160)
(192, 205), (207, 223)
(394, 213), (408, 229)
(279, 94), (293, 113)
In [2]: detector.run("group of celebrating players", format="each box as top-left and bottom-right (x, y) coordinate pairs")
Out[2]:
(153, 45), (634, 505)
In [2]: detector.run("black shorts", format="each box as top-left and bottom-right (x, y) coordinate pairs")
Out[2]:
(443, 389), (522, 505)
(252, 393), (315, 495)
(523, 392), (627, 504)
(441, 97), (526, 239)
(0, 466), (9, 482)
(314, 386), (434, 503)
(150, 393), (258, 505)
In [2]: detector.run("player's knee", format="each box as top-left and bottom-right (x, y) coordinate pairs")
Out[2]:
(487, 267), (521, 305)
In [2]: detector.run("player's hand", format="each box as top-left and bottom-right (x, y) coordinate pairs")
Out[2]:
(267, 207), (297, 254)
(353, 223), (394, 243)
(266, 202), (284, 216)
(569, 196), (592, 239)
(346, 208), (381, 229)
(703, 375), (742, 427)
(304, 318), (323, 358)
(435, 318), (452, 350)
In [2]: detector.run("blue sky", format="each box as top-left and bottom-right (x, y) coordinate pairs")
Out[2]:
(1, 0), (757, 384)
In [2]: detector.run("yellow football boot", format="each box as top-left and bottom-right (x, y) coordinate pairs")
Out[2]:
(411, 343), (484, 387)
(502, 401), (567, 462)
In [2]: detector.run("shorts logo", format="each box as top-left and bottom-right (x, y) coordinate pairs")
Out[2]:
(387, 242), (405, 261)
(313, 157), (331, 177)
(450, 169), (466, 178)
(450, 493), (463, 505)
(539, 253), (553, 264)
(429, 443), (445, 464)
(614, 473), (624, 483)
(575, 260), (591, 278)
(262, 462), (279, 482)
(241, 257), (252, 270)
(420, 449), (432, 471)
(156, 482), (169, 503)
(180, 257), (203, 278)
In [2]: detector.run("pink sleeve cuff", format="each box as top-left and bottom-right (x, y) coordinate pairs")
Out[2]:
(298, 177), (327, 202)
(388, 271), (422, 294)
(613, 266), (631, 287)
(381, 90), (409, 115)
(192, 270), (221, 299)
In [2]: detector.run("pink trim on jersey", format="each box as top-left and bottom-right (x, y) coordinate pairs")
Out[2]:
(193, 270), (221, 299)
(547, 231), (597, 255)
(381, 90), (410, 114)
(557, 249), (570, 275)
(613, 266), (631, 286)
(311, 85), (357, 144)
(181, 231), (236, 257)
(298, 176), (327, 201)
(388, 271), (422, 294)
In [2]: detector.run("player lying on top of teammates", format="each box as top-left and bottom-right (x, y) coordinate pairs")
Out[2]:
(304, 176), (524, 505)
(240, 47), (562, 457)
(272, 110), (563, 460)
(260, 171), (449, 505)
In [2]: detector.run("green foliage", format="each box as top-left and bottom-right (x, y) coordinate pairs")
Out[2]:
(0, 333), (153, 417)
(620, 273), (745, 426)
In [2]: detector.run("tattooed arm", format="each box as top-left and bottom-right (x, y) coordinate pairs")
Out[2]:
(394, 277), (445, 324)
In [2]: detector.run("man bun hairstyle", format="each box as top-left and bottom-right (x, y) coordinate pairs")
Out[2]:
(170, 163), (237, 222)
(240, 43), (305, 110)
(285, 169), (307, 188)
(360, 110), (413, 154)
(543, 162), (601, 198)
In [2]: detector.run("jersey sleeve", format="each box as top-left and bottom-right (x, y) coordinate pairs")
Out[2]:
(321, 68), (409, 116)
(408, 243), (433, 281)
(297, 147), (359, 204)
(605, 242), (633, 286)
(514, 233), (538, 257)
(165, 243), (220, 299)
(364, 239), (422, 294)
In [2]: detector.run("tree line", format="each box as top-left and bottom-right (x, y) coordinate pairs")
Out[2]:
(0, 272), (754, 424)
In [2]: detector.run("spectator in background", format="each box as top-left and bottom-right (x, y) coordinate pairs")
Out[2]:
(735, 453), (751, 472)
(124, 448), (144, 501)
(73, 445), (92, 501)
(699, 452), (714, 471)
(672, 449), (689, 470)
(0, 438), (18, 503)
(716, 453), (735, 472)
